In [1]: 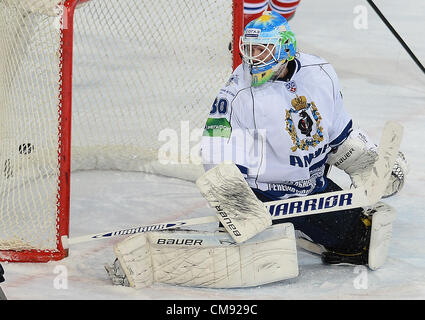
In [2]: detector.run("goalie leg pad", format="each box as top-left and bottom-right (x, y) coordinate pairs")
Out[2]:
(107, 223), (298, 288)
(367, 202), (397, 270)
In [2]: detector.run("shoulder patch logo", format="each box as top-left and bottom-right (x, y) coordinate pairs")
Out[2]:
(203, 118), (231, 138)
(225, 74), (239, 87)
(285, 96), (324, 151)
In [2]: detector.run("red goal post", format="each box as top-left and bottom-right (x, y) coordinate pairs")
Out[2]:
(0, 0), (244, 262)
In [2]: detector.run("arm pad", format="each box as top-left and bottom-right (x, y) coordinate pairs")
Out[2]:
(327, 128), (378, 186)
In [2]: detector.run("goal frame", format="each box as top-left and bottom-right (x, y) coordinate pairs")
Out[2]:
(0, 0), (244, 263)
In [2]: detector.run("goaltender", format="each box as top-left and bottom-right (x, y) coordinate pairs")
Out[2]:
(105, 11), (408, 289)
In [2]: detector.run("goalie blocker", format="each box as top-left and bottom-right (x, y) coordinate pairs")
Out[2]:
(105, 223), (298, 288)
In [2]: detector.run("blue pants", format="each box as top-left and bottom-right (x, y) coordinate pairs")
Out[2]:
(253, 179), (369, 254)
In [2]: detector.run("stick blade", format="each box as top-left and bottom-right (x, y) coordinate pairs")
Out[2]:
(196, 163), (272, 243)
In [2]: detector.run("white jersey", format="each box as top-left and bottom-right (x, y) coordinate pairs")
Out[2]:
(200, 53), (352, 200)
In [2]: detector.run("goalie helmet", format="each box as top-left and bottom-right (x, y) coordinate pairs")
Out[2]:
(239, 11), (297, 86)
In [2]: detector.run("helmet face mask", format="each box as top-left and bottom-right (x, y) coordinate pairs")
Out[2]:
(240, 39), (280, 69)
(239, 11), (297, 86)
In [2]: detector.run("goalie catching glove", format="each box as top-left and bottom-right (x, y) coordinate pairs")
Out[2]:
(105, 223), (298, 288)
(327, 127), (408, 197)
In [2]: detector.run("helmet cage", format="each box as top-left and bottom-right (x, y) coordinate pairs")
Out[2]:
(239, 36), (282, 70)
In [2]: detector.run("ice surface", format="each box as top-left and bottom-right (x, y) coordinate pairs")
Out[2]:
(2, 0), (425, 300)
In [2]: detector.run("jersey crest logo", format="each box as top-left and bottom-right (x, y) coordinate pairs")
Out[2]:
(285, 96), (324, 151)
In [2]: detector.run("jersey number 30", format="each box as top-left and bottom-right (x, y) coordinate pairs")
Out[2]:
(210, 98), (228, 115)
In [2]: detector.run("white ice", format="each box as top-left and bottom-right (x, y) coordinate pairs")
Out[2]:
(2, 0), (425, 300)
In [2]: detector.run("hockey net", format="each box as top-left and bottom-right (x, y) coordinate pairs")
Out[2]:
(0, 0), (243, 262)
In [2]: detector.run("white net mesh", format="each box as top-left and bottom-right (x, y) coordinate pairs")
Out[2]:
(0, 1), (63, 252)
(0, 0), (235, 254)
(71, 0), (233, 179)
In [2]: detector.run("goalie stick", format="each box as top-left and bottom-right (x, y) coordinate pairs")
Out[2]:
(61, 121), (403, 248)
